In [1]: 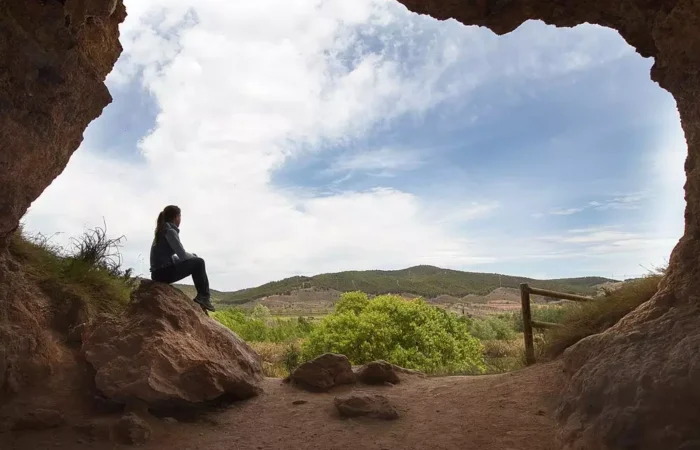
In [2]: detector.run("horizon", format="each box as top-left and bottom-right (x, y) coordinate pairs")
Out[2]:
(23, 0), (685, 291)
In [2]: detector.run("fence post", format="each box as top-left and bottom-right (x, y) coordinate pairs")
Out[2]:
(520, 283), (536, 365)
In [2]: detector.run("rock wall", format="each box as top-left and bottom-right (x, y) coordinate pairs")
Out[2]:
(0, 0), (125, 241)
(395, 0), (700, 448)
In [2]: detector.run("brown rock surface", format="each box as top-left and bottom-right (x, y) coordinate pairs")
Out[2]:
(0, 0), (126, 240)
(395, 0), (700, 449)
(355, 361), (401, 385)
(334, 393), (399, 420)
(11, 408), (65, 431)
(82, 281), (264, 407)
(288, 353), (356, 392)
(114, 413), (151, 445)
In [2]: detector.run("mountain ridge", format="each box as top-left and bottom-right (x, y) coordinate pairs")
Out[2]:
(176, 265), (617, 305)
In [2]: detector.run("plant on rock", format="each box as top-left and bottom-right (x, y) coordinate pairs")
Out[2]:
(302, 292), (486, 374)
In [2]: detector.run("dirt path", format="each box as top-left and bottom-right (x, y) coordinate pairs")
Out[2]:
(4, 363), (562, 450)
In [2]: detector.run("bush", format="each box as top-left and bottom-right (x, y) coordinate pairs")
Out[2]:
(543, 273), (662, 357)
(212, 309), (315, 343)
(468, 316), (516, 341)
(302, 292), (485, 375)
(509, 305), (569, 332)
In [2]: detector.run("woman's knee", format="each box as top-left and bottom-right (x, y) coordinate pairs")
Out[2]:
(192, 256), (205, 269)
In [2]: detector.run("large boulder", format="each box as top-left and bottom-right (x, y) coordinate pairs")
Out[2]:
(82, 281), (264, 407)
(287, 353), (356, 392)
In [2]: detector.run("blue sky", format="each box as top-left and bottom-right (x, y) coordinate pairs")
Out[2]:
(24, 0), (686, 290)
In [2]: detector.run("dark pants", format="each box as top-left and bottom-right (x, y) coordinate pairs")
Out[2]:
(151, 257), (210, 298)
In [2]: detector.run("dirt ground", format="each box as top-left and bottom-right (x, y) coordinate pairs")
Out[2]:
(2, 363), (562, 450)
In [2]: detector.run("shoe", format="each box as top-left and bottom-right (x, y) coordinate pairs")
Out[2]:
(194, 294), (216, 312)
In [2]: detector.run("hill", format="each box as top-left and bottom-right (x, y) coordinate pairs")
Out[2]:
(206, 265), (615, 305)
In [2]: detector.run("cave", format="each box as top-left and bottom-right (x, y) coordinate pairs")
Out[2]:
(1, 0), (699, 448)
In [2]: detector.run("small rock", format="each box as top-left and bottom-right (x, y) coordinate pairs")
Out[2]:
(74, 421), (112, 442)
(288, 353), (356, 392)
(334, 394), (399, 420)
(163, 417), (178, 424)
(114, 413), (151, 445)
(292, 400), (308, 405)
(536, 410), (546, 416)
(12, 409), (65, 431)
(355, 361), (400, 385)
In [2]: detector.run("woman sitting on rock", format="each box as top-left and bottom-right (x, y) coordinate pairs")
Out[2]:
(149, 205), (215, 312)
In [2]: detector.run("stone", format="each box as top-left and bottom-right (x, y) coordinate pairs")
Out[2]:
(113, 413), (151, 446)
(288, 353), (356, 392)
(82, 281), (264, 407)
(74, 421), (113, 442)
(334, 394), (399, 420)
(11, 409), (65, 431)
(162, 417), (178, 425)
(355, 361), (401, 385)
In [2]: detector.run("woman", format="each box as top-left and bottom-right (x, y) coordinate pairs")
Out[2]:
(149, 205), (215, 312)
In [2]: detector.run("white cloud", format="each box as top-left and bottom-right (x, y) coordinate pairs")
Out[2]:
(23, 0), (683, 289)
(327, 147), (426, 175)
(549, 207), (585, 216)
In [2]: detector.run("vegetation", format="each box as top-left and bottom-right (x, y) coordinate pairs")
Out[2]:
(508, 306), (570, 333)
(467, 316), (517, 341)
(211, 304), (314, 343)
(543, 272), (662, 357)
(217, 265), (614, 305)
(301, 292), (486, 375)
(8, 224), (136, 317)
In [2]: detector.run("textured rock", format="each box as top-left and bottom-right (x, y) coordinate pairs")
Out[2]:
(334, 394), (399, 420)
(394, 1), (700, 449)
(288, 353), (356, 392)
(11, 408), (65, 431)
(114, 413), (151, 445)
(355, 361), (401, 385)
(0, 0), (126, 240)
(82, 281), (264, 407)
(74, 420), (113, 442)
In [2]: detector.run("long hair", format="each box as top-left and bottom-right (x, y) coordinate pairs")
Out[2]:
(154, 205), (181, 242)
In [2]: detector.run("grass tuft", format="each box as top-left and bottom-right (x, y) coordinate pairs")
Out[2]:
(8, 223), (136, 322)
(543, 271), (663, 357)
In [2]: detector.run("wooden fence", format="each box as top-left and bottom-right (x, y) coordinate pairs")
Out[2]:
(519, 283), (593, 365)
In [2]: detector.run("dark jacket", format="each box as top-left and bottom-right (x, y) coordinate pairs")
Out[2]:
(149, 222), (194, 272)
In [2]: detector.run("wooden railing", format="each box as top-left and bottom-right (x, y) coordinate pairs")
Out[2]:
(519, 283), (593, 365)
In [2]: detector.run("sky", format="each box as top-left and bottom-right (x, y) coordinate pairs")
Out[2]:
(24, 0), (687, 291)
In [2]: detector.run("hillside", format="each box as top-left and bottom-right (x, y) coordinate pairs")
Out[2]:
(202, 265), (615, 305)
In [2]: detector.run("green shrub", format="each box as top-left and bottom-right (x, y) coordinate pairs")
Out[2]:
(302, 292), (485, 374)
(283, 343), (302, 373)
(509, 305), (569, 332)
(544, 273), (662, 357)
(212, 309), (315, 343)
(468, 316), (516, 341)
